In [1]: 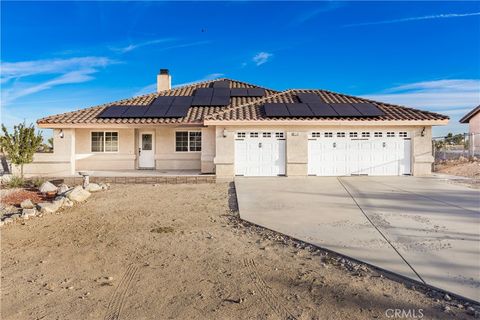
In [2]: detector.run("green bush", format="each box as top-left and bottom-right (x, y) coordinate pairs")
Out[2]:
(31, 177), (46, 188)
(5, 176), (25, 188)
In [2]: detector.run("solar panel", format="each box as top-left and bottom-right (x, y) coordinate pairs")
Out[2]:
(165, 104), (190, 117)
(151, 96), (175, 106)
(286, 103), (314, 116)
(351, 103), (385, 116)
(307, 103), (338, 116)
(330, 103), (362, 116)
(213, 88), (230, 96)
(296, 93), (323, 104)
(264, 103), (290, 117)
(171, 96), (193, 105)
(191, 95), (212, 106)
(210, 95), (230, 106)
(212, 80), (230, 88)
(230, 88), (249, 97)
(122, 106), (149, 117)
(143, 104), (169, 117)
(98, 106), (129, 118)
(194, 88), (214, 96)
(247, 88), (265, 97)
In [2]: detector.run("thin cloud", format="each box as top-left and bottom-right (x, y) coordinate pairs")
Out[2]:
(109, 38), (175, 54)
(362, 79), (480, 112)
(345, 12), (480, 27)
(290, 2), (344, 26)
(0, 56), (117, 106)
(252, 52), (273, 66)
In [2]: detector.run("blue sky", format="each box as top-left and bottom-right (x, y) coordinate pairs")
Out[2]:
(1, 1), (479, 137)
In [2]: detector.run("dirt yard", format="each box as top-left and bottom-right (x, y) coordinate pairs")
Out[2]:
(1, 184), (476, 319)
(435, 159), (480, 178)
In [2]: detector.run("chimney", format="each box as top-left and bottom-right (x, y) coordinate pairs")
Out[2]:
(157, 69), (171, 92)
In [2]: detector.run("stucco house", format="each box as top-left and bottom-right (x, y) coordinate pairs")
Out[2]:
(24, 70), (448, 179)
(459, 105), (480, 155)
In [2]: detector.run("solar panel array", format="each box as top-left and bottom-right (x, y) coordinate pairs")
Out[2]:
(264, 93), (385, 118)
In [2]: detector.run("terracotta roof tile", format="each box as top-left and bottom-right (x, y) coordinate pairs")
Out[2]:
(206, 89), (449, 122)
(37, 78), (277, 126)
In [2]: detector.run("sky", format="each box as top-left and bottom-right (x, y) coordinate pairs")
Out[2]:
(1, 1), (479, 137)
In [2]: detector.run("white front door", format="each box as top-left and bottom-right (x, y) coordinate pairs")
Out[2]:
(308, 131), (411, 176)
(138, 132), (155, 168)
(235, 132), (286, 176)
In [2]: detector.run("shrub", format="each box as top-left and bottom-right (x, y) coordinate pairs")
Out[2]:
(5, 176), (25, 188)
(31, 177), (46, 188)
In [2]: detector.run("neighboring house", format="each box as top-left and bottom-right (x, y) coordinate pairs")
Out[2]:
(23, 69), (448, 179)
(459, 105), (480, 154)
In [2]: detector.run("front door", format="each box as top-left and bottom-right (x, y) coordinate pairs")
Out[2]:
(139, 132), (155, 168)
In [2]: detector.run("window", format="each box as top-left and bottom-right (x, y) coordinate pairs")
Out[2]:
(237, 132), (246, 138)
(337, 132), (345, 138)
(250, 132), (259, 138)
(312, 132), (321, 138)
(176, 131), (202, 152)
(263, 132), (272, 138)
(362, 132), (370, 138)
(275, 132), (284, 139)
(91, 132), (118, 152)
(324, 132), (333, 138)
(399, 131), (408, 138)
(349, 132), (358, 138)
(374, 132), (383, 138)
(387, 132), (395, 137)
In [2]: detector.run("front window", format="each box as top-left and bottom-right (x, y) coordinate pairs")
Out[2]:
(176, 131), (202, 152)
(91, 131), (118, 152)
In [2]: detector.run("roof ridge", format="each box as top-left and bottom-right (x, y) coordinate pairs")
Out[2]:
(205, 89), (292, 120)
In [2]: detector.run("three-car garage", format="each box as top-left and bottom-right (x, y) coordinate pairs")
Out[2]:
(234, 130), (412, 177)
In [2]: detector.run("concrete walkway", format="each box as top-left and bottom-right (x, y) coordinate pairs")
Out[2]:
(235, 176), (480, 302)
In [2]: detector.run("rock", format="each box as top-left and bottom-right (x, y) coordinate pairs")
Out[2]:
(467, 307), (475, 315)
(444, 294), (452, 301)
(57, 184), (70, 194)
(85, 183), (102, 193)
(99, 183), (109, 190)
(443, 306), (450, 312)
(66, 186), (91, 202)
(21, 208), (37, 218)
(53, 197), (66, 209)
(11, 213), (20, 220)
(39, 181), (58, 193)
(63, 198), (74, 208)
(37, 202), (61, 214)
(3, 217), (13, 224)
(20, 199), (35, 209)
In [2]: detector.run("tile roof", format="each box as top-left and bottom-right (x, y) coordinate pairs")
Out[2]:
(37, 78), (278, 126)
(205, 89), (449, 122)
(459, 105), (480, 123)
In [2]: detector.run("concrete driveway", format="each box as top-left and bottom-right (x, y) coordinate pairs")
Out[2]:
(235, 176), (480, 302)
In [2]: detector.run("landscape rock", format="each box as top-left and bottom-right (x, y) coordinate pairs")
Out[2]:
(37, 201), (61, 214)
(99, 182), (109, 190)
(444, 294), (452, 301)
(57, 184), (70, 195)
(67, 186), (91, 202)
(85, 183), (102, 193)
(63, 198), (74, 208)
(39, 181), (58, 194)
(20, 199), (35, 209)
(21, 208), (37, 219)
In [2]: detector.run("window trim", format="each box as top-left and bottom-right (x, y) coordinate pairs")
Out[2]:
(90, 130), (119, 153)
(174, 130), (202, 153)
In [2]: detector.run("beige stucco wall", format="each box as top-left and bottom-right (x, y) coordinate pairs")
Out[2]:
(468, 113), (480, 151)
(201, 126), (216, 173)
(214, 124), (435, 179)
(154, 127), (202, 170)
(75, 128), (136, 171)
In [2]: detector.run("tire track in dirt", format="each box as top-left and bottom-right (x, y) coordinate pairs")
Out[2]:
(243, 258), (297, 320)
(104, 263), (139, 320)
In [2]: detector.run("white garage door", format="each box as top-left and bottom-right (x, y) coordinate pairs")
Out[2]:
(235, 132), (286, 176)
(308, 131), (411, 176)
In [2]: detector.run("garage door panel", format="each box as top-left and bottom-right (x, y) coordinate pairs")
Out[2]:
(308, 132), (411, 177)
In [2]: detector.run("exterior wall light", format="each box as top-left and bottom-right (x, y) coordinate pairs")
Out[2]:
(421, 127), (425, 137)
(59, 129), (64, 139)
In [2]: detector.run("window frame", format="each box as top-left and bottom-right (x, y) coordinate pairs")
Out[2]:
(175, 130), (202, 153)
(90, 131), (119, 153)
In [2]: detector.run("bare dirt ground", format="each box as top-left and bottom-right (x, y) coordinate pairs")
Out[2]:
(435, 159), (480, 178)
(1, 184), (476, 319)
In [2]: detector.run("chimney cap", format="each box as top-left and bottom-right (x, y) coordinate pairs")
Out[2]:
(159, 69), (169, 75)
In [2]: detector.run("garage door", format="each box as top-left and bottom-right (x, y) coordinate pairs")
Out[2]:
(235, 132), (286, 176)
(308, 131), (411, 176)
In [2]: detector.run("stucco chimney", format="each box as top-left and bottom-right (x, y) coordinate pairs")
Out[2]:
(157, 69), (171, 92)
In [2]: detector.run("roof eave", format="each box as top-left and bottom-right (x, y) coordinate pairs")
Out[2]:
(204, 119), (449, 126)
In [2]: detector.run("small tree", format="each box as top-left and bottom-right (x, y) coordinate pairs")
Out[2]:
(0, 122), (43, 178)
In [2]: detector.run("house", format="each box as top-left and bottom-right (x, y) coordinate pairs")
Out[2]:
(459, 105), (480, 155)
(23, 69), (448, 179)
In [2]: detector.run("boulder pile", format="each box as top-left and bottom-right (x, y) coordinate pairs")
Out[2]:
(1, 181), (110, 227)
